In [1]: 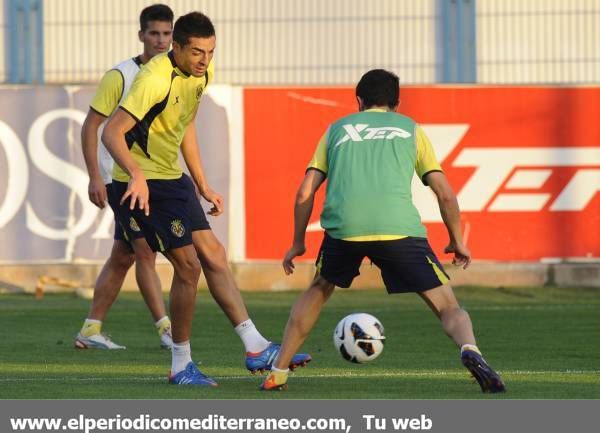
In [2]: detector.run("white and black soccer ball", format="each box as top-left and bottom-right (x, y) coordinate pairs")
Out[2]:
(333, 313), (385, 363)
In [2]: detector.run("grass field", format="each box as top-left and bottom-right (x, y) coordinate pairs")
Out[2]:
(1, 286), (599, 399)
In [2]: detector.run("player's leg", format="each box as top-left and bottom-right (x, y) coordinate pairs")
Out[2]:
(99, 182), (172, 349)
(369, 237), (505, 392)
(419, 284), (505, 393)
(278, 276), (335, 368)
(187, 182), (311, 371)
(368, 236), (472, 344)
(261, 233), (362, 390)
(261, 277), (335, 390)
(135, 177), (211, 385)
(75, 239), (133, 349)
(192, 229), (267, 360)
(164, 244), (216, 386)
(192, 229), (249, 326)
(87, 240), (134, 322)
(135, 232), (215, 386)
(418, 283), (475, 347)
(163, 245), (200, 344)
(192, 228), (312, 372)
(129, 237), (172, 349)
(119, 175), (211, 385)
(405, 239), (505, 393)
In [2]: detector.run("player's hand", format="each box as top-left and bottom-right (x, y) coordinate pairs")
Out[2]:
(88, 176), (107, 209)
(444, 242), (471, 270)
(120, 173), (150, 216)
(283, 243), (306, 275)
(201, 187), (224, 216)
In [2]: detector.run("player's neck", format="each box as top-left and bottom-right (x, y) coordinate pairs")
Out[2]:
(362, 105), (392, 112)
(139, 53), (152, 65)
(164, 50), (190, 76)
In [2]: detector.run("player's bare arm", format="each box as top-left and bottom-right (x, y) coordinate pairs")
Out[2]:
(81, 109), (108, 208)
(283, 168), (326, 275)
(102, 108), (150, 216)
(180, 121), (224, 216)
(425, 171), (471, 269)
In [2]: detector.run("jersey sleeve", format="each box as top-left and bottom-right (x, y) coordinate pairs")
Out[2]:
(307, 128), (330, 174)
(89, 69), (124, 117)
(415, 125), (443, 185)
(119, 67), (169, 121)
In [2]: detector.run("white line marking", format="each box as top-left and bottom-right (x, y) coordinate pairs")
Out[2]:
(0, 370), (598, 382)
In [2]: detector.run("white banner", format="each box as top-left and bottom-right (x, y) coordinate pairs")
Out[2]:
(0, 85), (238, 263)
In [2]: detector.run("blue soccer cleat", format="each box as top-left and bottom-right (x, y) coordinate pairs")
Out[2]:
(168, 362), (218, 386)
(245, 342), (311, 374)
(461, 349), (506, 393)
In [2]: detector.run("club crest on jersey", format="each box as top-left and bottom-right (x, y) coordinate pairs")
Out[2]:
(129, 217), (141, 232)
(170, 219), (185, 238)
(196, 86), (204, 101)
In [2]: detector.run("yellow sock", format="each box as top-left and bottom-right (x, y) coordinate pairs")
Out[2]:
(269, 366), (289, 385)
(80, 319), (102, 337)
(460, 344), (481, 355)
(155, 317), (171, 336)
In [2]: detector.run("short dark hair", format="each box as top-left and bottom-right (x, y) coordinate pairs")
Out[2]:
(173, 12), (215, 47)
(139, 4), (174, 31)
(355, 69), (400, 110)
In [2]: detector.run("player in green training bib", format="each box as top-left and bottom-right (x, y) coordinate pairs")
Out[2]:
(261, 69), (505, 394)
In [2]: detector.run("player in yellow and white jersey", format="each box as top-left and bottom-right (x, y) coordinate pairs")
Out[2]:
(76, 4), (174, 351)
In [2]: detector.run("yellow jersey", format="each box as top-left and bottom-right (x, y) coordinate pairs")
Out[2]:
(113, 51), (214, 181)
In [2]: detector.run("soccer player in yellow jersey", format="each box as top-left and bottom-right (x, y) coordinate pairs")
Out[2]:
(102, 12), (310, 385)
(76, 4), (175, 350)
(261, 69), (505, 393)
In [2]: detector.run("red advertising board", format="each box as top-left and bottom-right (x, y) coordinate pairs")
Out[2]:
(244, 87), (600, 261)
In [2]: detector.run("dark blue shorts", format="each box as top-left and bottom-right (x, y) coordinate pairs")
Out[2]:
(106, 183), (139, 244)
(108, 174), (210, 253)
(315, 233), (450, 293)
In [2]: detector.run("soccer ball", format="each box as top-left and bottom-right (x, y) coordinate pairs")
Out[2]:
(333, 313), (385, 363)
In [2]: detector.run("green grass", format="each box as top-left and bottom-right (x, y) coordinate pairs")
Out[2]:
(1, 286), (599, 399)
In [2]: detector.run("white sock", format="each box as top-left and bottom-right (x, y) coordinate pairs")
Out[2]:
(171, 341), (192, 375)
(234, 319), (270, 353)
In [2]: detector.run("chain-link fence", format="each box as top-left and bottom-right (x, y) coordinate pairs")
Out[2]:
(477, 0), (600, 83)
(41, 0), (438, 84)
(1, 0), (599, 84)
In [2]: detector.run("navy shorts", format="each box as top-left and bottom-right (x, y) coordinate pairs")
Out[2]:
(106, 183), (139, 244)
(108, 174), (210, 253)
(315, 233), (450, 293)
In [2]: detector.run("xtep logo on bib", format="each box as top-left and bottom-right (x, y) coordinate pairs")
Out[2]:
(335, 124), (412, 147)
